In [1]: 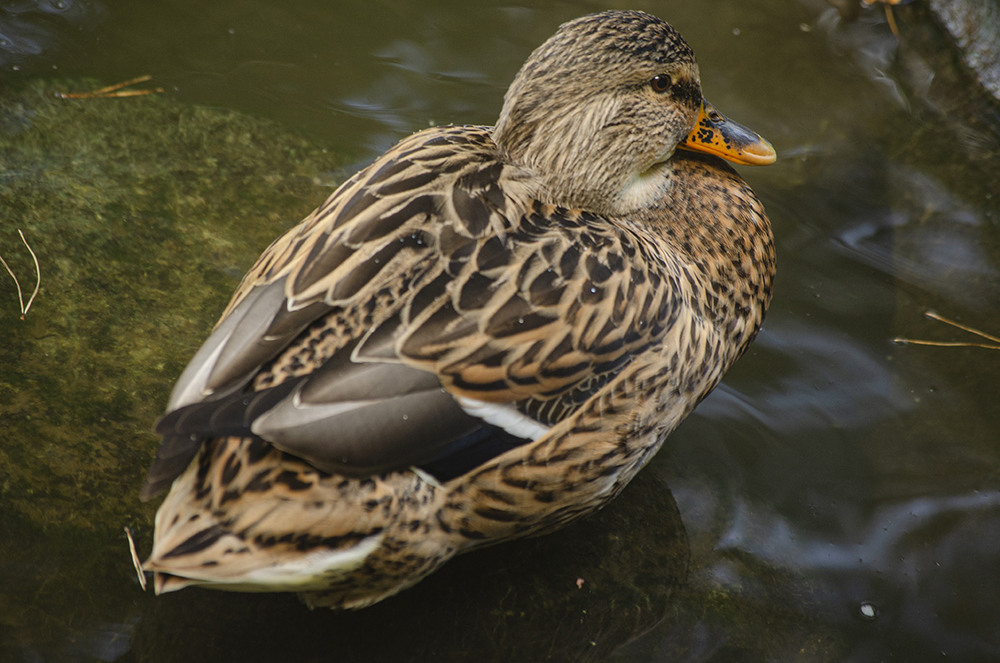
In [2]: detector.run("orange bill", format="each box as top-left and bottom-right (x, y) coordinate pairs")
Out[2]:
(680, 98), (776, 166)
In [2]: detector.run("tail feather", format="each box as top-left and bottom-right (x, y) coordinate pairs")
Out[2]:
(140, 377), (306, 501)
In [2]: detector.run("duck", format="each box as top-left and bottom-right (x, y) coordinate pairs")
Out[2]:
(140, 9), (776, 609)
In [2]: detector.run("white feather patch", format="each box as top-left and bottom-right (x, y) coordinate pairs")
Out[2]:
(455, 396), (550, 441)
(228, 532), (384, 590)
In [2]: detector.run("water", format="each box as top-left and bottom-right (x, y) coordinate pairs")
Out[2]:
(2, 0), (999, 660)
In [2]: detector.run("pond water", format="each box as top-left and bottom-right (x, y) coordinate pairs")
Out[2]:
(2, 0), (999, 661)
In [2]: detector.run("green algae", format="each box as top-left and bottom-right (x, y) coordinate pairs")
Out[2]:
(0, 78), (345, 531)
(0, 77), (354, 660)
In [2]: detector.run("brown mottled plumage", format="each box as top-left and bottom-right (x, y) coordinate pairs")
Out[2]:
(141, 10), (776, 609)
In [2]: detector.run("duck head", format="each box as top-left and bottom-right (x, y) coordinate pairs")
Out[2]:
(492, 10), (775, 215)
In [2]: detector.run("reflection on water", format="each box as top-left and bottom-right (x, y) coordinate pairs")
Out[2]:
(0, 0), (105, 71)
(703, 489), (1000, 658)
(701, 322), (915, 434)
(838, 163), (1000, 309)
(3, 471), (687, 663)
(130, 474), (686, 663)
(2, 0), (1000, 661)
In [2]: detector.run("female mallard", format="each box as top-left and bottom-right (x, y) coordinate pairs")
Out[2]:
(141, 10), (776, 609)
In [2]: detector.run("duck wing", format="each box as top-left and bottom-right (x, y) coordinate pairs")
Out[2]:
(141, 125), (669, 500)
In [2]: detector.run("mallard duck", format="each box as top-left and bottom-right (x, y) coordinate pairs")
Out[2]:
(140, 9), (776, 609)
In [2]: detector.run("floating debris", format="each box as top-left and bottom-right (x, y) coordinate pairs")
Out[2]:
(858, 601), (878, 621)
(894, 310), (1000, 351)
(0, 229), (40, 320)
(124, 526), (148, 591)
(862, 0), (911, 36)
(56, 74), (164, 100)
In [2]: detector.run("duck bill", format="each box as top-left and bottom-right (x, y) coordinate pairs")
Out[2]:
(679, 98), (776, 166)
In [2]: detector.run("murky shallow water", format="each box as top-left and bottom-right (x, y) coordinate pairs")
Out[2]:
(2, 0), (999, 660)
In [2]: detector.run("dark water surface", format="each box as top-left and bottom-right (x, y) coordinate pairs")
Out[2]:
(2, 0), (999, 661)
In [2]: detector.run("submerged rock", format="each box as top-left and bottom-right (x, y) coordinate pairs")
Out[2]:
(0, 78), (341, 657)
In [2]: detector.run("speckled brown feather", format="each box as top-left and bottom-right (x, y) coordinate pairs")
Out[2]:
(142, 10), (775, 609)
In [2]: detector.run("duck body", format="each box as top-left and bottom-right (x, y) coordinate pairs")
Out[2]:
(141, 11), (775, 609)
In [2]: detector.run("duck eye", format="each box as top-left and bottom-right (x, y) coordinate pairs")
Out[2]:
(650, 74), (672, 93)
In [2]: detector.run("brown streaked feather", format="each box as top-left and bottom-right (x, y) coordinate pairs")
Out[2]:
(143, 126), (678, 498)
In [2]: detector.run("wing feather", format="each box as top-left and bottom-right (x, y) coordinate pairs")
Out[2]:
(143, 125), (674, 499)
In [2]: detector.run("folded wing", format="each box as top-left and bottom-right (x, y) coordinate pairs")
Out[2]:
(141, 126), (671, 500)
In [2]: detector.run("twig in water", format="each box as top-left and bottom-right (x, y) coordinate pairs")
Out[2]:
(893, 310), (1000, 350)
(0, 229), (40, 320)
(862, 0), (904, 37)
(124, 526), (148, 591)
(56, 74), (164, 100)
